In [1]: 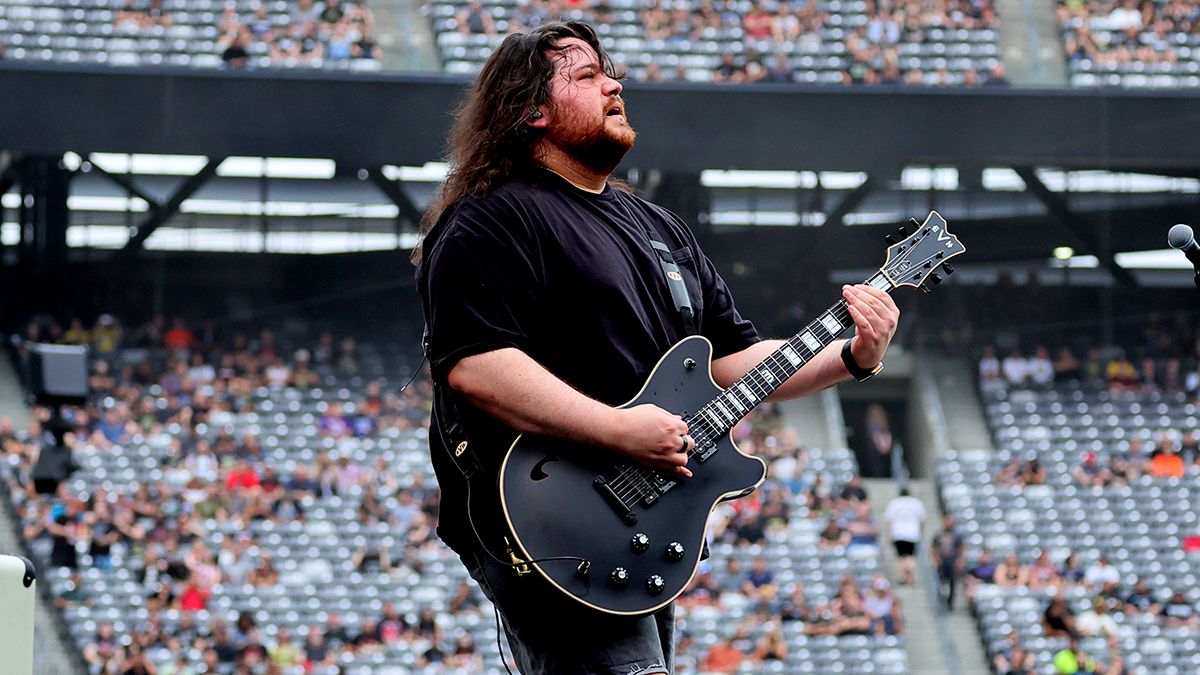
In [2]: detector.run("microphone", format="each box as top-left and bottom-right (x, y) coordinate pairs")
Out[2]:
(1168, 224), (1200, 288)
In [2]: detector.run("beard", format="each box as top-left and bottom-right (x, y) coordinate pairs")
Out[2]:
(545, 106), (637, 177)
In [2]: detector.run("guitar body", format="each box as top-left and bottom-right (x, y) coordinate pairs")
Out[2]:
(498, 336), (767, 616)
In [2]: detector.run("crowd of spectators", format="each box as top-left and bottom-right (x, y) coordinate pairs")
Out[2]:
(5, 312), (908, 672)
(446, 0), (1004, 86)
(1059, 0), (1184, 69)
(960, 541), (1199, 674)
(671, 411), (907, 671)
(217, 0), (380, 70)
(5, 313), (442, 673)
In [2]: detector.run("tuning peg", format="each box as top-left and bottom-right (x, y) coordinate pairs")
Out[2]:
(943, 263), (955, 275)
(884, 234), (896, 245)
(919, 283), (932, 294)
(897, 226), (909, 237)
(929, 273), (943, 286)
(908, 218), (921, 229)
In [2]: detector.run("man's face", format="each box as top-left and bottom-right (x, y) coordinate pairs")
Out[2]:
(536, 38), (635, 175)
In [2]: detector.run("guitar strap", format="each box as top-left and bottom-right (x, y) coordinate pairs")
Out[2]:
(619, 193), (699, 337)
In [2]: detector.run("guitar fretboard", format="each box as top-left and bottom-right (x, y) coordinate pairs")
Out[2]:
(686, 271), (892, 448)
(607, 271), (895, 505)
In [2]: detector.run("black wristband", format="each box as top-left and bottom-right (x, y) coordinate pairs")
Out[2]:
(841, 340), (883, 382)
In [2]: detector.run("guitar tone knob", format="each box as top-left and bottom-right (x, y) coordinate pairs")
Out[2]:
(609, 567), (630, 588)
(646, 575), (665, 595)
(665, 542), (685, 562)
(631, 533), (650, 553)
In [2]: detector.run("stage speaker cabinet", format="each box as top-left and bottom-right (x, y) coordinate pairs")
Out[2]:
(0, 555), (35, 674)
(28, 344), (88, 406)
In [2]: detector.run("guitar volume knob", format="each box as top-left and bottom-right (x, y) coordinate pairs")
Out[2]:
(610, 567), (629, 587)
(646, 575), (665, 595)
(665, 542), (685, 562)
(631, 533), (650, 552)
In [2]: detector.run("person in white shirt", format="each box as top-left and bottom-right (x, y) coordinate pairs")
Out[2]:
(979, 345), (1001, 381)
(884, 488), (926, 585)
(1084, 555), (1121, 591)
(1076, 598), (1119, 637)
(1028, 346), (1054, 387)
(1002, 349), (1030, 385)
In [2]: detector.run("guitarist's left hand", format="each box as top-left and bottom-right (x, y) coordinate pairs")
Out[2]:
(843, 284), (900, 369)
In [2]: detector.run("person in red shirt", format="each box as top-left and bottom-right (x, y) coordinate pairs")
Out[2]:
(703, 636), (745, 673)
(163, 317), (195, 352)
(225, 460), (261, 492)
(179, 579), (210, 611)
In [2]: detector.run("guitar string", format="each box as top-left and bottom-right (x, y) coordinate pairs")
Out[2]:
(606, 297), (862, 502)
(604, 263), (942, 502)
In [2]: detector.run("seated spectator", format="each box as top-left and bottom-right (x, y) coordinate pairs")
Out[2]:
(1028, 346), (1055, 386)
(1077, 597), (1119, 637)
(1043, 593), (1078, 639)
(1084, 554), (1120, 592)
(712, 51), (745, 83)
(979, 345), (1001, 381)
(1073, 451), (1107, 488)
(780, 583), (810, 622)
(703, 635), (745, 673)
(1002, 349), (1029, 385)
(1059, 550), (1086, 586)
(303, 624), (335, 668)
(996, 458), (1046, 487)
(863, 574), (899, 635)
(817, 517), (850, 549)
(1149, 442), (1185, 479)
(993, 553), (1028, 589)
(1106, 353), (1139, 391)
(456, 0), (496, 37)
(1124, 577), (1160, 615)
(1054, 346), (1083, 381)
(445, 632), (483, 670)
(1026, 549), (1062, 591)
(1161, 591), (1199, 630)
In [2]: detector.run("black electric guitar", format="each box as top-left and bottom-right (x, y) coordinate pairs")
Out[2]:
(498, 211), (965, 616)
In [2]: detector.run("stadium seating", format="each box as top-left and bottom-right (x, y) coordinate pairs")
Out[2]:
(5, 321), (912, 674)
(1058, 0), (1200, 89)
(938, 379), (1200, 674)
(429, 0), (1002, 85)
(0, 0), (381, 70)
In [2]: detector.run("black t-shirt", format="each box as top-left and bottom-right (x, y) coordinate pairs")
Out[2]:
(418, 170), (760, 552)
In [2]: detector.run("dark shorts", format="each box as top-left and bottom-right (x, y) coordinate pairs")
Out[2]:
(462, 548), (675, 675)
(894, 540), (916, 557)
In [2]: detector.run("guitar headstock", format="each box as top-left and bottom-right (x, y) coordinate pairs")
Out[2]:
(881, 211), (966, 293)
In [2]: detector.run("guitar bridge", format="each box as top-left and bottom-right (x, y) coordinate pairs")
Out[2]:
(593, 475), (638, 524)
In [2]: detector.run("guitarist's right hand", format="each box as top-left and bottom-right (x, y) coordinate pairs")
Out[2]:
(609, 404), (695, 479)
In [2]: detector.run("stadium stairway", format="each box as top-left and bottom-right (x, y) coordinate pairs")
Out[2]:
(994, 0), (1067, 85)
(867, 478), (990, 675)
(929, 355), (994, 453)
(780, 388), (849, 454)
(379, 0), (441, 71)
(0, 356), (82, 675)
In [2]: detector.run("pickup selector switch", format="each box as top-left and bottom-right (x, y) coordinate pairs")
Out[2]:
(631, 533), (650, 552)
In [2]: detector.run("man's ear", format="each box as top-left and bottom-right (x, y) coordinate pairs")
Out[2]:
(526, 107), (548, 129)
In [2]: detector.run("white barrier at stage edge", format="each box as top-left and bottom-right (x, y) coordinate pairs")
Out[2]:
(0, 555), (36, 675)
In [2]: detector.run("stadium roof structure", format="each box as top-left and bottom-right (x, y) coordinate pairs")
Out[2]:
(3, 63), (1200, 288)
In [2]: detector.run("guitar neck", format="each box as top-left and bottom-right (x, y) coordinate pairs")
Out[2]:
(689, 271), (894, 439)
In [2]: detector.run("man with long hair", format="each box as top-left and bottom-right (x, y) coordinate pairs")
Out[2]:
(416, 21), (901, 674)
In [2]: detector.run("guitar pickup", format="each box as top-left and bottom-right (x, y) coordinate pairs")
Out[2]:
(695, 442), (719, 463)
